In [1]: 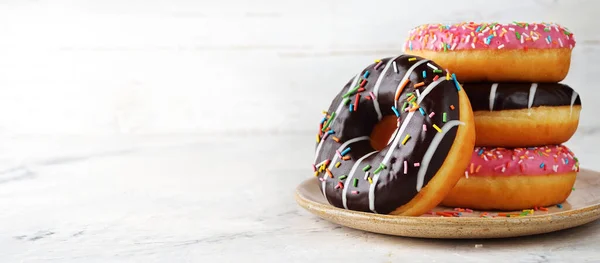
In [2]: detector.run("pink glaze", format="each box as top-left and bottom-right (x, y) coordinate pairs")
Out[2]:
(465, 145), (579, 177)
(405, 22), (575, 52)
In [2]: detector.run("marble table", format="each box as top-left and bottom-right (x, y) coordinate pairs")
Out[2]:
(1, 132), (599, 262)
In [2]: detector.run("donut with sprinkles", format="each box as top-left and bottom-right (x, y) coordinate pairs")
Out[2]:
(403, 22), (576, 82)
(442, 145), (580, 211)
(313, 55), (475, 216)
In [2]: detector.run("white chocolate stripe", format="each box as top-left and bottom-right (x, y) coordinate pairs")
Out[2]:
(415, 120), (464, 192)
(413, 77), (448, 104)
(570, 90), (579, 117)
(321, 136), (370, 198)
(380, 110), (416, 167)
(313, 73), (361, 164)
(342, 151), (378, 209)
(393, 59), (429, 109)
(386, 128), (399, 146)
(368, 78), (448, 213)
(527, 83), (537, 116)
(489, 83), (498, 111)
(369, 111), (415, 213)
(372, 56), (401, 121)
(528, 83), (538, 109)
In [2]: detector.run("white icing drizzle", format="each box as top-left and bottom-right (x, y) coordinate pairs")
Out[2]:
(387, 128), (399, 146)
(393, 59), (429, 109)
(372, 56), (401, 121)
(415, 120), (464, 192)
(321, 136), (370, 198)
(416, 77), (448, 103)
(384, 79), (445, 166)
(368, 112), (416, 213)
(313, 73), (361, 164)
(342, 151), (378, 209)
(528, 83), (538, 115)
(368, 78), (447, 213)
(489, 83), (498, 111)
(571, 90), (579, 117)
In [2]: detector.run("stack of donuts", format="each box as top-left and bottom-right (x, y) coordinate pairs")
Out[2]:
(311, 21), (582, 216)
(404, 22), (582, 210)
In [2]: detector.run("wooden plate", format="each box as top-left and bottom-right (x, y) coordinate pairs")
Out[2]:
(295, 169), (600, 239)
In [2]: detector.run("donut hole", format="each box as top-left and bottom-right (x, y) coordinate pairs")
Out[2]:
(369, 115), (398, 151)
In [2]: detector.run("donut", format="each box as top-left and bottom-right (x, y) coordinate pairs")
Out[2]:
(403, 22), (576, 82)
(313, 55), (475, 216)
(441, 145), (580, 211)
(463, 82), (581, 147)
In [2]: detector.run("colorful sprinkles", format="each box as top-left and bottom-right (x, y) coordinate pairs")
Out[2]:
(464, 145), (579, 177)
(424, 206), (563, 218)
(405, 22), (575, 52)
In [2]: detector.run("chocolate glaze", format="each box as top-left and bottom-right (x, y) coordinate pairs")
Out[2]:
(314, 55), (463, 214)
(463, 83), (581, 111)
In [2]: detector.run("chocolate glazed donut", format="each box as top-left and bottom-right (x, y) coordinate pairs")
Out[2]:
(313, 55), (475, 215)
(462, 82), (581, 147)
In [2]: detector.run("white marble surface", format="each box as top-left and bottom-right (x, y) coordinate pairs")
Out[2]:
(1, 0), (600, 262)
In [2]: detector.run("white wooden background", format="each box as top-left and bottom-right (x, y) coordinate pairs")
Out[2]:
(0, 0), (598, 136)
(1, 1), (600, 262)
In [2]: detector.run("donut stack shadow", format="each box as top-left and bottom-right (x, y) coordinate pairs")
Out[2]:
(405, 22), (582, 211)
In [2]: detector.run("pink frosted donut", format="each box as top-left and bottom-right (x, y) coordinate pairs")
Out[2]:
(442, 145), (580, 210)
(403, 22), (576, 82)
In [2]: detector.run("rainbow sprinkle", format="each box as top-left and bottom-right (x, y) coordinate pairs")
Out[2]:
(402, 134), (411, 145)
(373, 163), (386, 174)
(451, 74), (461, 91)
(391, 106), (400, 117)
